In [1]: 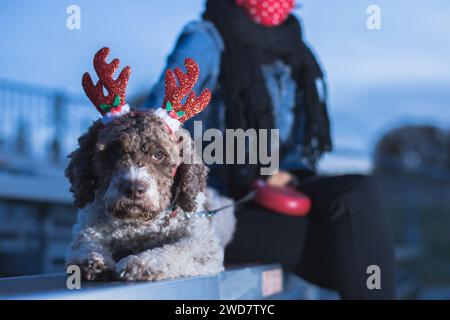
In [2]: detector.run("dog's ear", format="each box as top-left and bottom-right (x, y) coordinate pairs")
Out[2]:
(174, 129), (209, 212)
(65, 120), (103, 209)
(176, 162), (209, 212)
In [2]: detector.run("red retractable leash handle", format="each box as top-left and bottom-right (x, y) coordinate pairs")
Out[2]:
(199, 179), (311, 217)
(251, 179), (311, 216)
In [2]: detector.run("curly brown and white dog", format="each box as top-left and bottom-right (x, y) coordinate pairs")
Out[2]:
(65, 48), (235, 281)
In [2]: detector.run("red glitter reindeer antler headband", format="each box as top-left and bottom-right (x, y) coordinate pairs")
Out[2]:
(155, 58), (211, 132)
(82, 47), (131, 124)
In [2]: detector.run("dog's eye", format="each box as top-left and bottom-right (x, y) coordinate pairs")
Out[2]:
(152, 150), (165, 162)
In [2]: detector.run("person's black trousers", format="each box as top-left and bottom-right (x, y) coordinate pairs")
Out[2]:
(225, 174), (396, 299)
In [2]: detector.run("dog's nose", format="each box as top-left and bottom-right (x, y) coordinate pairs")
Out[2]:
(121, 180), (147, 199)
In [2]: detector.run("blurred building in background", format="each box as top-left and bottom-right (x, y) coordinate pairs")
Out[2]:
(0, 78), (97, 275)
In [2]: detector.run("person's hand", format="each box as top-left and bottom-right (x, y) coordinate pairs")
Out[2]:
(267, 170), (294, 187)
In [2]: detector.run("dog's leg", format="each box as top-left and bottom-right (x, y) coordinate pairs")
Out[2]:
(117, 219), (224, 281)
(66, 237), (116, 281)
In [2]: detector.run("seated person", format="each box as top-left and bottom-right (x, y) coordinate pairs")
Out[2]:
(143, 0), (395, 299)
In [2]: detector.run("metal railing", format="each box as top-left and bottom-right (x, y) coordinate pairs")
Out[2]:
(0, 78), (98, 165)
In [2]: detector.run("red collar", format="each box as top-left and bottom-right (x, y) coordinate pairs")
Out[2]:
(169, 207), (179, 218)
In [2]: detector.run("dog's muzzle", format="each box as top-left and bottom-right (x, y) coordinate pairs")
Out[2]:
(104, 166), (160, 219)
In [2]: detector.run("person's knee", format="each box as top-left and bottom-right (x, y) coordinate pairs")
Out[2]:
(329, 175), (381, 220)
(340, 174), (378, 195)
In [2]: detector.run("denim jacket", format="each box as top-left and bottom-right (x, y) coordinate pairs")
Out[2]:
(144, 21), (314, 189)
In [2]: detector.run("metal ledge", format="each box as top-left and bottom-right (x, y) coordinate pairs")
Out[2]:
(0, 264), (307, 300)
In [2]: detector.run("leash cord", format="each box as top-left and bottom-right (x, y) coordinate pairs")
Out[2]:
(193, 190), (257, 218)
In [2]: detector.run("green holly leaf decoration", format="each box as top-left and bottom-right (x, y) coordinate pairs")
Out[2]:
(100, 103), (112, 112)
(113, 95), (121, 107)
(166, 101), (172, 111)
(176, 111), (185, 118)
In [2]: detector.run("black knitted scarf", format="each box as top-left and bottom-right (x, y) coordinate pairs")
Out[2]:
(203, 0), (332, 196)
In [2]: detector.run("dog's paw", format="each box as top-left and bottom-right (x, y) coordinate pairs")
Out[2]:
(70, 252), (116, 281)
(116, 255), (165, 281)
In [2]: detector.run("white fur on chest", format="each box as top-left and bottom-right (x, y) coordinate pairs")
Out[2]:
(108, 214), (188, 249)
(73, 202), (208, 257)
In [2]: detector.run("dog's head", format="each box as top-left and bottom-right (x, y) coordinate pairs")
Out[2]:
(65, 111), (208, 221)
(68, 48), (211, 222)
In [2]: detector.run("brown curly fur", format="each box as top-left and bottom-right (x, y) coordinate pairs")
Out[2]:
(65, 119), (103, 208)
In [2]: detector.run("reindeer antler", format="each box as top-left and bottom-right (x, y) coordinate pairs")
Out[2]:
(82, 47), (131, 115)
(162, 58), (211, 123)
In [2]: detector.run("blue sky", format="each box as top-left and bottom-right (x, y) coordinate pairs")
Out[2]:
(1, 0), (449, 151)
